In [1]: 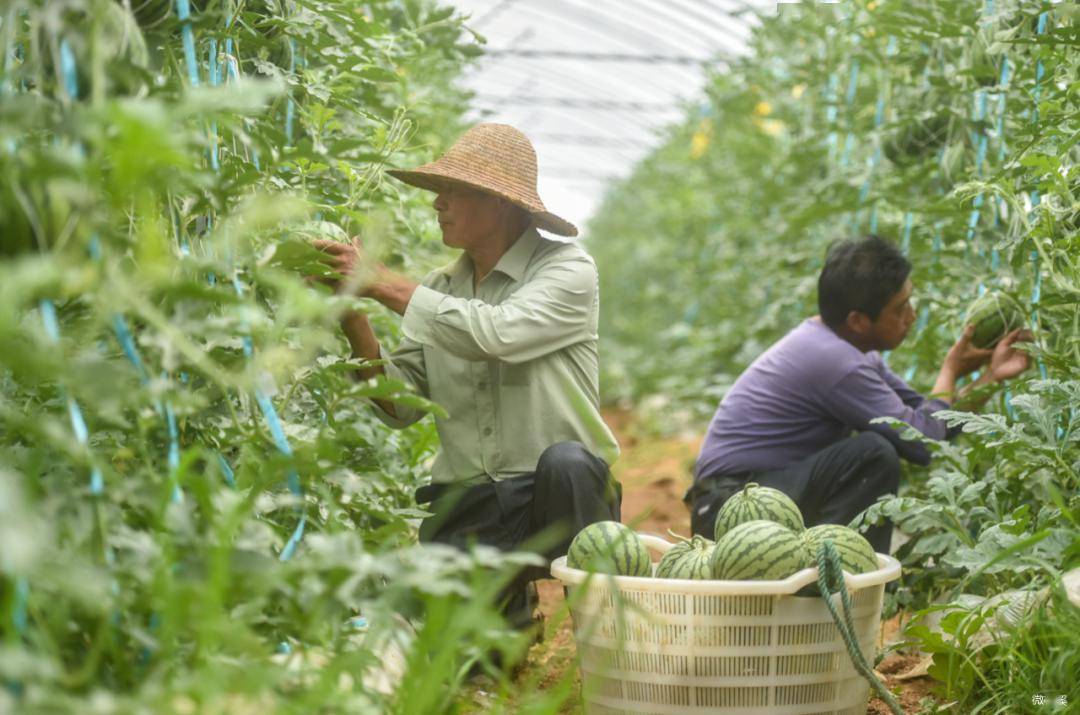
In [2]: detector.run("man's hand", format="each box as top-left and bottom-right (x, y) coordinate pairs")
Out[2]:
(312, 237), (375, 294)
(311, 237), (417, 316)
(937, 326), (1033, 410)
(987, 328), (1033, 382)
(942, 324), (994, 379)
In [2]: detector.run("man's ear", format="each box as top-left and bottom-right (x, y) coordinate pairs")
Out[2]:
(846, 310), (872, 336)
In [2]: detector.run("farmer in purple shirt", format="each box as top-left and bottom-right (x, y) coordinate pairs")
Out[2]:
(689, 236), (1032, 552)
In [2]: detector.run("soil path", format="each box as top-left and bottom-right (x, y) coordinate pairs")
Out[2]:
(476, 409), (934, 713)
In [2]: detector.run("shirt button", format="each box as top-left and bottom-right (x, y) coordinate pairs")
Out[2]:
(483, 427), (493, 436)
(478, 381), (488, 390)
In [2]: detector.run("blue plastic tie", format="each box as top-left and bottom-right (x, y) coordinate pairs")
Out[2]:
(224, 38), (239, 80)
(968, 23), (992, 291)
(112, 314), (148, 380)
(137, 612), (162, 666)
(40, 300), (105, 494)
(997, 57), (1011, 161)
(12, 577), (29, 634)
(845, 58), (860, 105)
(1030, 16), (1049, 381)
(839, 131), (855, 169)
(825, 72), (839, 159)
(210, 20), (303, 555)
(58, 40), (78, 100)
(216, 452), (237, 488)
(163, 389), (183, 504)
(285, 38), (297, 144)
(230, 267), (304, 559)
(176, 0), (200, 86)
(209, 39), (220, 171)
(223, 37), (261, 170)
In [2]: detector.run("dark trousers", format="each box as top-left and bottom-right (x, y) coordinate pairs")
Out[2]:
(415, 441), (621, 627)
(688, 431), (901, 554)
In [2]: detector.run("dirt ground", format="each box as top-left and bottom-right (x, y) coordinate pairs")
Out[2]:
(470, 409), (936, 713)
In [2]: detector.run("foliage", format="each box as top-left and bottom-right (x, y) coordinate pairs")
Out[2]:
(587, 0), (1079, 708)
(0, 1), (576, 712)
(590, 0), (1078, 414)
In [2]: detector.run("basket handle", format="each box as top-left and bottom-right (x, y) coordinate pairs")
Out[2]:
(636, 532), (675, 558)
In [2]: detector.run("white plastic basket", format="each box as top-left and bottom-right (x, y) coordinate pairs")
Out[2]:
(551, 533), (901, 715)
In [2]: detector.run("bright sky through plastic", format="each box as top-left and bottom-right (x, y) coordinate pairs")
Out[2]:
(451, 0), (776, 238)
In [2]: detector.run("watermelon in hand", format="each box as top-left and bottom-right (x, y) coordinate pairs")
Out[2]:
(964, 290), (1025, 349)
(711, 520), (811, 581)
(713, 482), (804, 541)
(566, 521), (651, 577)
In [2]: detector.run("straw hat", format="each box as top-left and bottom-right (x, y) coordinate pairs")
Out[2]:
(387, 123), (578, 237)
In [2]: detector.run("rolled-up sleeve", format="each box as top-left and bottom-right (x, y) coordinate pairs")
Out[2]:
(824, 363), (953, 466)
(400, 254), (597, 364)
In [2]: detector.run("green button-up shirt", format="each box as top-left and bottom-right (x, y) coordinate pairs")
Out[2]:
(374, 225), (619, 485)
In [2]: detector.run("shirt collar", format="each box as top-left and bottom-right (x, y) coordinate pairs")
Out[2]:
(436, 224), (543, 287)
(490, 224), (542, 283)
(439, 254), (473, 290)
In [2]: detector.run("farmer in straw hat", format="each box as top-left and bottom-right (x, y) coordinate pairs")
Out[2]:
(314, 123), (622, 629)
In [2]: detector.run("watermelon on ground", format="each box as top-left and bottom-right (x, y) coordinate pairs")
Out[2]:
(713, 482), (804, 541)
(566, 521), (651, 577)
(711, 520), (811, 581)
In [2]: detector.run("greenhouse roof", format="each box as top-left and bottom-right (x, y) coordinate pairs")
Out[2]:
(451, 0), (777, 235)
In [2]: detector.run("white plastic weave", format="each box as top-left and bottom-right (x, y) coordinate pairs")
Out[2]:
(551, 533), (901, 715)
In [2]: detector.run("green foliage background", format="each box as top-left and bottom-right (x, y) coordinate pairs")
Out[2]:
(588, 0), (1079, 709)
(0, 1), (566, 712)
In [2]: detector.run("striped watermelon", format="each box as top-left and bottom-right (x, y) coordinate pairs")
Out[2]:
(802, 524), (878, 575)
(566, 521), (651, 577)
(711, 520), (811, 581)
(655, 535), (715, 580)
(713, 482), (804, 541)
(964, 290), (1024, 349)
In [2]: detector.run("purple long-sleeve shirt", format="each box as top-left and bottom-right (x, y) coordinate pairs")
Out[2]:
(695, 318), (956, 480)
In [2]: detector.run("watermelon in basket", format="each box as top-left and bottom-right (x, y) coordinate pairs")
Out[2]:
(566, 520), (651, 577)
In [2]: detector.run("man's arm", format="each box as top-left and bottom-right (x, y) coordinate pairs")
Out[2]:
(312, 238), (599, 365)
(339, 309), (391, 414)
(379, 253), (598, 364)
(877, 325), (991, 410)
(825, 364), (951, 465)
(338, 308), (431, 427)
(312, 238), (429, 426)
(832, 326), (1033, 464)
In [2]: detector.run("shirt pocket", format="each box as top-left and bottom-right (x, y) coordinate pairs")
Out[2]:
(498, 360), (532, 386)
(426, 346), (472, 411)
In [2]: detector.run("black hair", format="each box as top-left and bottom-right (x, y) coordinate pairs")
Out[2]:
(817, 235), (912, 329)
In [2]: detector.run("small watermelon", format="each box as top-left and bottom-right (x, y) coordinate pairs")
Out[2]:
(711, 520), (811, 581)
(713, 482), (804, 541)
(965, 291), (1025, 349)
(655, 535), (715, 580)
(883, 112), (950, 166)
(566, 521), (651, 577)
(802, 524), (879, 575)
